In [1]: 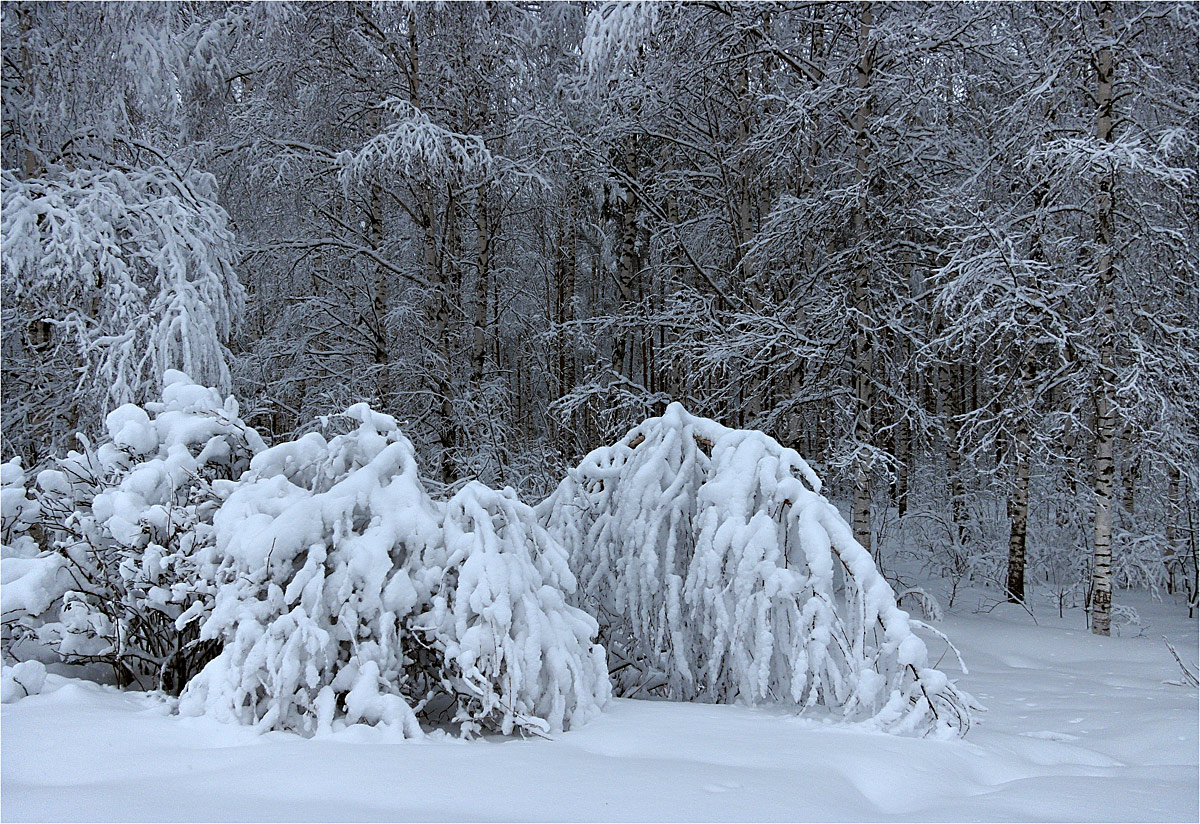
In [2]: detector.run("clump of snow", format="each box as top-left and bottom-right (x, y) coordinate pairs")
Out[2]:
(181, 405), (609, 738)
(0, 660), (47, 703)
(539, 403), (972, 737)
(2, 458), (68, 656)
(2, 459), (41, 552)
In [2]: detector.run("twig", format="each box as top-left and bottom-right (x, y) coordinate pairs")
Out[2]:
(1163, 636), (1198, 688)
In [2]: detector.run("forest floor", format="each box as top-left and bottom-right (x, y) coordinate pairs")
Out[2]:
(3, 586), (1197, 823)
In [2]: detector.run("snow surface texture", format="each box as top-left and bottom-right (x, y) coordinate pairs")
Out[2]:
(1, 371), (265, 693)
(2, 590), (1195, 822)
(540, 403), (972, 737)
(179, 404), (609, 738)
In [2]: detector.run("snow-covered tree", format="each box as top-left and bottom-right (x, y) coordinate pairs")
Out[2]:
(1, 2), (255, 463)
(2, 166), (245, 415)
(539, 403), (972, 737)
(181, 403), (609, 738)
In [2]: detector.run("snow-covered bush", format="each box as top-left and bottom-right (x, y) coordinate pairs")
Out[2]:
(1, 458), (67, 663)
(3, 371), (265, 692)
(539, 403), (972, 737)
(180, 404), (608, 738)
(423, 482), (609, 736)
(2, 459), (40, 555)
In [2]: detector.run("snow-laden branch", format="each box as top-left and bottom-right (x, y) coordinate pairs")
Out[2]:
(539, 403), (973, 738)
(337, 98), (545, 190)
(180, 404), (609, 738)
(1, 167), (244, 410)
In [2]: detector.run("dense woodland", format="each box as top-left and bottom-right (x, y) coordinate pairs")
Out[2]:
(2, 1), (1197, 638)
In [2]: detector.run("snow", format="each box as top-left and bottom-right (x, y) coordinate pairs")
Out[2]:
(182, 406), (608, 738)
(3, 588), (1195, 822)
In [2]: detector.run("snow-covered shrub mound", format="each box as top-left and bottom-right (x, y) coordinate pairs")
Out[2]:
(2, 459), (41, 555)
(181, 405), (608, 738)
(1, 660), (47, 703)
(420, 482), (608, 736)
(539, 403), (972, 737)
(4, 371), (265, 692)
(1, 459), (65, 662)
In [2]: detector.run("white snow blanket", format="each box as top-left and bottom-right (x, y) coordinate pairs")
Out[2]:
(4, 592), (1196, 821)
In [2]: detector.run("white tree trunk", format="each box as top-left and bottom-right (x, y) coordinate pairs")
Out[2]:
(1090, 0), (1116, 636)
(1006, 355), (1034, 604)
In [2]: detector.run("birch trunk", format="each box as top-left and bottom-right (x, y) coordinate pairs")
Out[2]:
(471, 197), (490, 388)
(1006, 356), (1034, 603)
(365, 103), (392, 406)
(939, 351), (967, 549)
(1090, 0), (1116, 636)
(612, 143), (639, 380)
(1165, 463), (1180, 594)
(408, 11), (457, 485)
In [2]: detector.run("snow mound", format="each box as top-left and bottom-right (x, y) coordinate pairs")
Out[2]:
(2, 458), (64, 623)
(539, 403), (972, 737)
(181, 405), (609, 738)
(1, 660), (47, 703)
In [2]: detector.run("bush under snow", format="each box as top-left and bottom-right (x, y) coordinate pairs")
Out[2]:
(1, 371), (265, 692)
(539, 403), (972, 737)
(6, 387), (970, 739)
(180, 404), (609, 738)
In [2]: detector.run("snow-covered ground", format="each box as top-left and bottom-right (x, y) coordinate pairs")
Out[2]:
(3, 588), (1196, 823)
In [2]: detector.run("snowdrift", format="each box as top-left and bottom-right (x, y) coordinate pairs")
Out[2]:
(539, 403), (972, 737)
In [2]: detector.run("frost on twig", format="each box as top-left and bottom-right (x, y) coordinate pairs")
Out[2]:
(539, 403), (973, 737)
(1163, 636), (1199, 689)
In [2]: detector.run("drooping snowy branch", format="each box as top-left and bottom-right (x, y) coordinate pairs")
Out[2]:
(337, 98), (544, 190)
(539, 403), (972, 737)
(1, 167), (245, 410)
(182, 404), (608, 738)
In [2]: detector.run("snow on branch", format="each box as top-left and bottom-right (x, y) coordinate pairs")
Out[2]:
(337, 98), (544, 189)
(180, 404), (608, 738)
(538, 403), (973, 738)
(0, 166), (245, 409)
(2, 372), (265, 693)
(581, 2), (660, 79)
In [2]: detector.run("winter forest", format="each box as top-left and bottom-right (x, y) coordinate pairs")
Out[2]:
(2, 2), (1198, 822)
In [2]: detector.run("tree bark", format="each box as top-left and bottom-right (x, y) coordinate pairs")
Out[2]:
(1090, 0), (1116, 636)
(470, 195), (490, 389)
(1006, 355), (1034, 603)
(1165, 462), (1180, 594)
(408, 10), (457, 485)
(850, 0), (874, 552)
(612, 142), (640, 381)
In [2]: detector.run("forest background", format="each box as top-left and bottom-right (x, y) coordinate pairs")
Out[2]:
(3, 1), (1197, 636)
